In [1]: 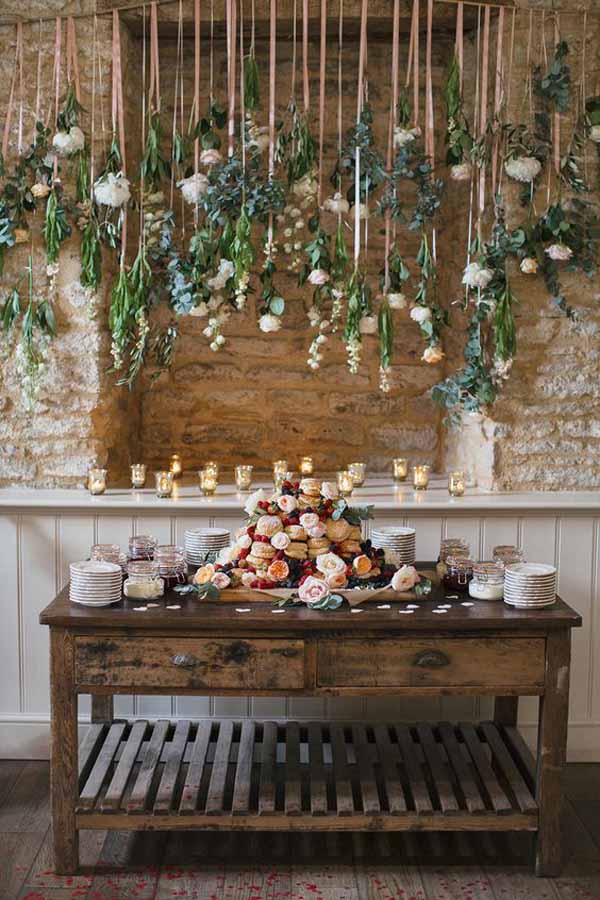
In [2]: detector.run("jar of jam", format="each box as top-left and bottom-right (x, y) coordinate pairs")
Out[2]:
(469, 562), (504, 600)
(437, 539), (470, 577)
(129, 534), (157, 561)
(443, 556), (475, 592)
(155, 547), (187, 589)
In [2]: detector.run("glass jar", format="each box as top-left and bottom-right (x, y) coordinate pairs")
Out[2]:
(234, 464), (253, 491)
(469, 562), (505, 601)
(128, 534), (157, 561)
(348, 462), (367, 486)
(437, 539), (470, 577)
(154, 547), (187, 588)
(442, 556), (475, 592)
(124, 561), (164, 599)
(493, 545), (525, 567)
(155, 470), (174, 498)
(88, 467), (107, 495)
(130, 463), (147, 489)
(91, 543), (121, 564)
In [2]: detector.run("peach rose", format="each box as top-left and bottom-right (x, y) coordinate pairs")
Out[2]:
(298, 576), (330, 605)
(391, 565), (420, 592)
(277, 494), (298, 513)
(353, 555), (372, 576)
(271, 531), (291, 550)
(327, 572), (348, 590)
(315, 552), (346, 577)
(268, 560), (290, 582)
(194, 563), (215, 585)
(308, 523), (326, 539)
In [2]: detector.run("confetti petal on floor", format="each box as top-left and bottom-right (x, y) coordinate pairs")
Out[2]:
(376, 604), (391, 609)
(433, 609), (448, 614)
(271, 609), (286, 614)
(166, 604), (181, 610)
(461, 601), (474, 607)
(398, 609), (415, 614)
(133, 606), (147, 611)
(236, 608), (252, 612)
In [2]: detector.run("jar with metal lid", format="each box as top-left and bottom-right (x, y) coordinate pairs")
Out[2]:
(469, 562), (504, 601)
(128, 534), (157, 561)
(124, 561), (164, 599)
(493, 545), (525, 567)
(437, 538), (470, 578)
(91, 543), (121, 564)
(154, 547), (187, 588)
(442, 556), (475, 592)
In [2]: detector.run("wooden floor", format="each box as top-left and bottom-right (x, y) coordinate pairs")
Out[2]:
(1, 760), (600, 900)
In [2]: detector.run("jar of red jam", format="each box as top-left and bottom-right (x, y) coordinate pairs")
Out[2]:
(442, 556), (475, 592)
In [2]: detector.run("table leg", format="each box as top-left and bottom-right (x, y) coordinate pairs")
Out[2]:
(494, 696), (519, 727)
(91, 694), (114, 723)
(50, 629), (79, 875)
(535, 629), (571, 877)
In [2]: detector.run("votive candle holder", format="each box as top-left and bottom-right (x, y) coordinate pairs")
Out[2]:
(274, 469), (295, 490)
(235, 464), (253, 491)
(448, 470), (465, 497)
(199, 469), (218, 496)
(299, 456), (314, 476)
(155, 470), (174, 498)
(412, 465), (430, 491)
(204, 460), (219, 478)
(169, 454), (183, 479)
(88, 467), (107, 495)
(348, 462), (367, 487)
(392, 458), (408, 482)
(130, 463), (147, 489)
(337, 469), (354, 498)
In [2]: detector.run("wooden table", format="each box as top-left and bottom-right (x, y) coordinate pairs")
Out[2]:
(40, 580), (581, 877)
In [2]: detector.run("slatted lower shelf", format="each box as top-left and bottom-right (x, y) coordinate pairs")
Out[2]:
(75, 719), (539, 832)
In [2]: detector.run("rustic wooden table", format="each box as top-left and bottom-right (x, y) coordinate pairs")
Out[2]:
(40, 579), (581, 878)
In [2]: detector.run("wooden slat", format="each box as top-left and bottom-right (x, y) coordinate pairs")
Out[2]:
(481, 723), (538, 814)
(416, 724), (459, 813)
(77, 722), (126, 810)
(101, 721), (148, 811)
(232, 721), (255, 816)
(395, 725), (433, 814)
(206, 720), (234, 815)
(258, 721), (278, 816)
(502, 725), (536, 785)
(438, 722), (486, 814)
(154, 720), (191, 814)
(284, 722), (302, 816)
(459, 723), (512, 813)
(374, 725), (407, 814)
(78, 723), (107, 790)
(330, 725), (354, 817)
(127, 720), (170, 813)
(179, 720), (212, 814)
(352, 725), (380, 815)
(308, 723), (327, 816)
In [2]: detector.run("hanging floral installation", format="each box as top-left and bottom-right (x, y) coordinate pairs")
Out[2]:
(0, 0), (599, 418)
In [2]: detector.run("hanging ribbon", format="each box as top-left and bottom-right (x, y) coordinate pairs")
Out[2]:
(112, 9), (127, 259)
(52, 17), (62, 180)
(384, 0), (400, 292)
(33, 19), (43, 141)
(267, 0), (276, 244)
(193, 0), (201, 227)
(90, 15), (97, 193)
(227, 0), (237, 157)
(290, 0), (297, 102)
(498, 8), (516, 197)
(170, 0), (184, 210)
(209, 0), (214, 105)
(2, 23), (22, 160)
(455, 2), (464, 92)
(491, 7), (505, 197)
(302, 0), (310, 113)
(336, 0), (343, 193)
(478, 6), (490, 232)
(239, 0), (246, 174)
(354, 0), (367, 267)
(553, 15), (560, 177)
(148, 2), (161, 114)
(140, 4), (147, 245)
(425, 0), (434, 167)
(317, 0), (327, 205)
(66, 17), (82, 104)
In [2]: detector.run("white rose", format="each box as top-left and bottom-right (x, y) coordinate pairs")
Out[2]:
(300, 513), (320, 530)
(292, 173), (317, 199)
(241, 571), (257, 587)
(462, 262), (493, 290)
(200, 148), (222, 165)
(422, 345), (445, 364)
(387, 292), (407, 310)
(237, 533), (252, 549)
(545, 243), (573, 262)
(450, 162), (472, 182)
(271, 531), (291, 550)
(207, 258), (235, 291)
(308, 269), (330, 286)
(244, 488), (266, 516)
(248, 126), (271, 153)
(315, 552), (347, 577)
(410, 306), (431, 324)
(323, 192), (349, 216)
(216, 547), (235, 566)
(277, 494), (298, 513)
(289, 207), (302, 218)
(504, 155), (542, 183)
(359, 315), (377, 335)
(259, 313), (282, 333)
(393, 126), (418, 149)
(589, 124), (600, 143)
(94, 172), (131, 208)
(308, 523), (327, 539)
(520, 257), (538, 274)
(391, 565), (420, 592)
(320, 481), (339, 500)
(178, 173), (209, 205)
(52, 126), (85, 157)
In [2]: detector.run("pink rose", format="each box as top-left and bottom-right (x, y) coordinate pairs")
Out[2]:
(298, 576), (330, 605)
(300, 512), (320, 530)
(327, 572), (347, 589)
(200, 148), (222, 166)
(308, 268), (330, 286)
(391, 565), (420, 592)
(271, 531), (291, 550)
(211, 571), (231, 589)
(308, 523), (326, 539)
(277, 494), (298, 513)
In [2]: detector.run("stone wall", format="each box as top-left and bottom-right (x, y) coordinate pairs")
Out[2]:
(0, 1), (599, 488)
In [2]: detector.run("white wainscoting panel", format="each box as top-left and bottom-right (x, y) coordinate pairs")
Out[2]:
(1, 507), (599, 761)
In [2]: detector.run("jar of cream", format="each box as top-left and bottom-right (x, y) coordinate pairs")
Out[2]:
(469, 562), (505, 601)
(124, 561), (164, 600)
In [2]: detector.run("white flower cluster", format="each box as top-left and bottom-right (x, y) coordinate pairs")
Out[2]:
(359, 315), (377, 335)
(199, 148), (222, 166)
(234, 271), (250, 309)
(259, 313), (282, 333)
(462, 261), (493, 290)
(450, 163), (472, 182)
(545, 243), (573, 262)
(520, 257), (538, 274)
(307, 318), (330, 370)
(330, 287), (344, 332)
(491, 356), (513, 381)
(379, 365), (391, 393)
(178, 172), (209, 205)
(387, 292), (406, 310)
(247, 120), (270, 154)
(422, 345), (444, 365)
(410, 305), (431, 325)
(588, 125), (600, 144)
(207, 258), (235, 292)
(93, 172), (131, 208)
(345, 334), (362, 374)
(504, 155), (542, 184)
(307, 268), (330, 287)
(292, 171), (318, 201)
(15, 331), (51, 411)
(393, 126), (419, 149)
(203, 308), (230, 351)
(277, 204), (306, 273)
(322, 192), (349, 216)
(52, 126), (85, 157)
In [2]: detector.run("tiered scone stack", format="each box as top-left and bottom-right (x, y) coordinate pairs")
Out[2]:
(213, 477), (394, 591)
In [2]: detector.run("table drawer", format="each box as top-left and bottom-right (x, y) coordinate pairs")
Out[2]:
(75, 637), (305, 691)
(317, 638), (545, 689)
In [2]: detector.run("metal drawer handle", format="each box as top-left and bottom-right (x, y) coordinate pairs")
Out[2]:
(171, 653), (199, 668)
(413, 650), (450, 668)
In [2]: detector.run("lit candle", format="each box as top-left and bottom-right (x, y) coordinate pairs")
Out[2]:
(348, 462), (366, 487)
(130, 463), (147, 489)
(204, 460), (219, 478)
(299, 456), (314, 476)
(412, 465), (430, 491)
(392, 458), (408, 482)
(169, 454), (183, 479)
(274, 470), (295, 490)
(88, 467), (107, 495)
(448, 470), (465, 497)
(337, 470), (354, 498)
(272, 459), (288, 478)
(235, 464), (253, 491)
(199, 469), (218, 496)
(155, 470), (174, 498)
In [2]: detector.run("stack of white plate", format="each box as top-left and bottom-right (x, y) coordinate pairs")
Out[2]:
(184, 528), (231, 566)
(504, 563), (557, 608)
(371, 526), (416, 566)
(69, 560), (123, 607)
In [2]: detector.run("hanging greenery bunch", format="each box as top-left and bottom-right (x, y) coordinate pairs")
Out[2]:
(334, 105), (386, 209)
(342, 267), (373, 375)
(55, 87), (89, 204)
(43, 181), (71, 268)
(276, 99), (317, 191)
(444, 56), (473, 180)
(411, 233), (447, 363)
(93, 138), (130, 250)
(300, 215), (334, 370)
(0, 200), (15, 277)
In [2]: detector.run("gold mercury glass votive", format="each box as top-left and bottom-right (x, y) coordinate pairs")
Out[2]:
(413, 465), (430, 491)
(155, 470), (174, 498)
(299, 456), (314, 476)
(235, 464), (253, 491)
(272, 459), (288, 478)
(199, 469), (218, 496)
(204, 460), (219, 478)
(348, 462), (367, 487)
(448, 470), (465, 497)
(169, 453), (183, 479)
(130, 463), (147, 489)
(88, 467), (107, 495)
(337, 470), (354, 498)
(392, 457), (409, 482)
(274, 469), (295, 490)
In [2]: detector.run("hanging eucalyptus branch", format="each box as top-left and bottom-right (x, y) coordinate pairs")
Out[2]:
(43, 184), (71, 266)
(140, 111), (171, 194)
(276, 100), (317, 187)
(334, 105), (386, 205)
(444, 55), (473, 169)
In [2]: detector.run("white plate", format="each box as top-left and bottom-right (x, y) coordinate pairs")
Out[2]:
(504, 598), (556, 609)
(372, 527), (416, 536)
(70, 589), (123, 598)
(185, 529), (230, 538)
(505, 563), (556, 578)
(70, 560), (122, 575)
(70, 597), (122, 607)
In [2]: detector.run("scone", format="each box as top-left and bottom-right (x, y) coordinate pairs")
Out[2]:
(297, 494), (317, 509)
(308, 547), (330, 559)
(299, 478), (321, 497)
(286, 541), (308, 559)
(348, 525), (363, 541)
(251, 541), (277, 559)
(246, 554), (268, 569)
(307, 537), (330, 550)
(339, 539), (362, 556)
(255, 514), (283, 537)
(286, 525), (307, 541)
(326, 518), (352, 542)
